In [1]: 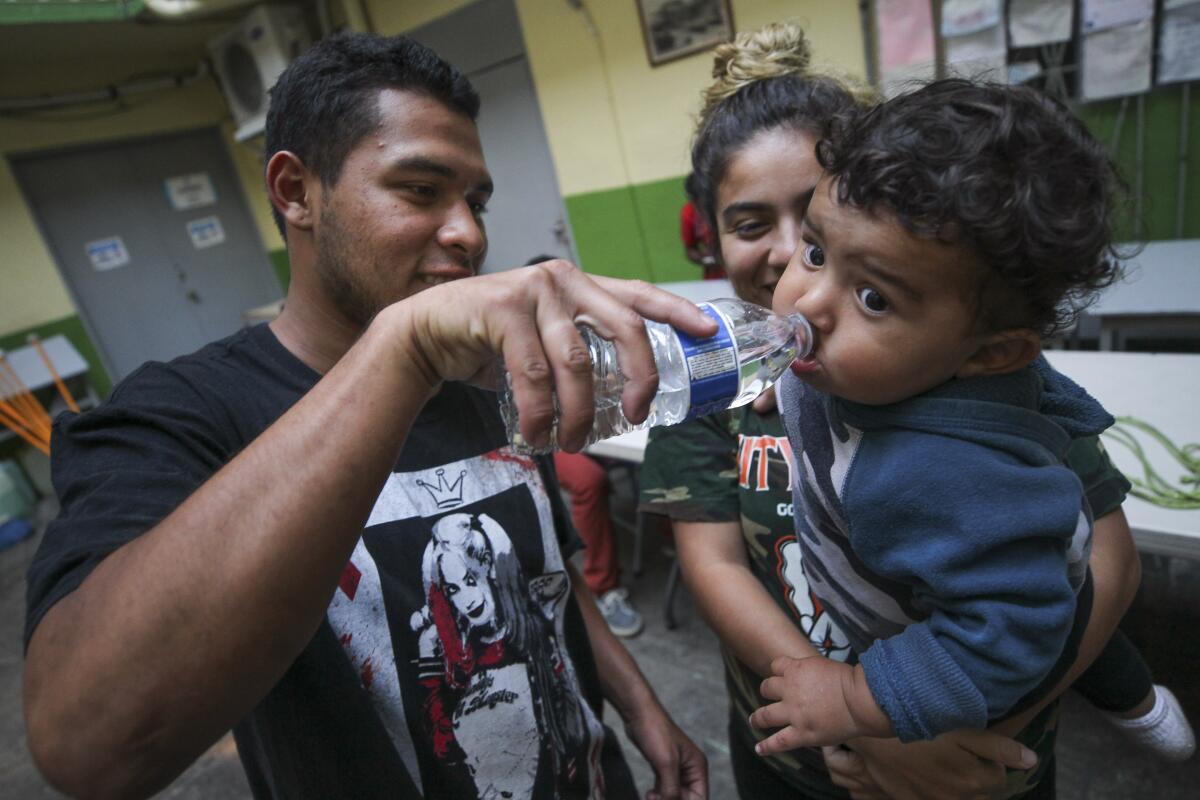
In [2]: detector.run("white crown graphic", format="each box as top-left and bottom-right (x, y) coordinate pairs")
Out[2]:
(416, 468), (467, 509)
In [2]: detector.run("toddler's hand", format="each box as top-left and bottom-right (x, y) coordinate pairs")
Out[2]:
(750, 656), (891, 754)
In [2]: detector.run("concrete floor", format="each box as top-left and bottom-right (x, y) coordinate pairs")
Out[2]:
(3, 494), (1199, 799)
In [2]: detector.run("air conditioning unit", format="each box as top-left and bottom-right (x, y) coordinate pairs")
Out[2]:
(208, 4), (311, 142)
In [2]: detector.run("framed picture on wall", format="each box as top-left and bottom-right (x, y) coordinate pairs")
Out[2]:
(636, 0), (735, 67)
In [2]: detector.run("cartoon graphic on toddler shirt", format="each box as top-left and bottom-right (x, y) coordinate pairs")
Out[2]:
(410, 512), (594, 799)
(777, 536), (852, 661)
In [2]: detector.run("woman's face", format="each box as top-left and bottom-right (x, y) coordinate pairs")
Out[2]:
(714, 127), (823, 308)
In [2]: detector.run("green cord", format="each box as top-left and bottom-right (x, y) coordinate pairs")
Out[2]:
(1102, 416), (1200, 509)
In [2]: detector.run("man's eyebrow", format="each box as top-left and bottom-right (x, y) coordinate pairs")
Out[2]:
(390, 156), (493, 194)
(860, 259), (922, 302)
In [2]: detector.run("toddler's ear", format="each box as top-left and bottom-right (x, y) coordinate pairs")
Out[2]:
(957, 329), (1041, 378)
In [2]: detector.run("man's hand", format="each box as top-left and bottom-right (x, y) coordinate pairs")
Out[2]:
(394, 260), (716, 451)
(831, 729), (1038, 800)
(624, 702), (708, 800)
(750, 657), (892, 753)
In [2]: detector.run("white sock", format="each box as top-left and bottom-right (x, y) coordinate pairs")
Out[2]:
(1107, 685), (1196, 763)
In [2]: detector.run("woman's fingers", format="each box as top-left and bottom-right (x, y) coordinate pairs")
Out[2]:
(953, 728), (1038, 770)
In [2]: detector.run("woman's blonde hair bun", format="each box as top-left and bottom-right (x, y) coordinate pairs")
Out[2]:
(702, 22), (813, 120)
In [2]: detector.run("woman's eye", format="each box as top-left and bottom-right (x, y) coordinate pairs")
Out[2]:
(857, 286), (889, 314)
(470, 202), (488, 216)
(802, 243), (825, 267)
(733, 220), (767, 237)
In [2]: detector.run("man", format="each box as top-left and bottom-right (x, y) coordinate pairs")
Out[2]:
(23, 33), (710, 799)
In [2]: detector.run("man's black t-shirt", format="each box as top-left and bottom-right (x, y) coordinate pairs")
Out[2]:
(26, 323), (636, 799)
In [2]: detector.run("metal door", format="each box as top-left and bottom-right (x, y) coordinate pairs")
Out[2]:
(410, 0), (576, 272)
(12, 128), (282, 380)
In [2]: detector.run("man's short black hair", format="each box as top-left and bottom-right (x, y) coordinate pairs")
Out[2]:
(818, 79), (1125, 336)
(265, 32), (480, 236)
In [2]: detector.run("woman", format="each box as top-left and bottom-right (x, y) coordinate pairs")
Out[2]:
(640, 22), (1144, 799)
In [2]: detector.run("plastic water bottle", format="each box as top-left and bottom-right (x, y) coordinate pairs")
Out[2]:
(498, 298), (814, 453)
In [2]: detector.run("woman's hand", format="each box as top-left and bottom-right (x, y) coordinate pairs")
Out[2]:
(831, 728), (1037, 800)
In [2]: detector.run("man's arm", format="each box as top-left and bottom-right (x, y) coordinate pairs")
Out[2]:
(23, 262), (715, 798)
(566, 562), (708, 800)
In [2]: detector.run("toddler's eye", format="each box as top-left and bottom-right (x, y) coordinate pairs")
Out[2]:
(857, 287), (889, 314)
(801, 243), (825, 267)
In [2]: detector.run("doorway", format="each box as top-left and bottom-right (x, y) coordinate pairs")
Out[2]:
(11, 127), (282, 380)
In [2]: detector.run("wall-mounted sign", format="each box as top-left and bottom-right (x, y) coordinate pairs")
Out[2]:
(1159, 1), (1200, 84)
(165, 172), (217, 211)
(84, 236), (130, 271)
(186, 216), (226, 249)
(1082, 0), (1154, 34)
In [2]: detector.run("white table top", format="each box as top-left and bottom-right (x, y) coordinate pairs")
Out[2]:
(1090, 239), (1200, 317)
(1045, 351), (1200, 558)
(0, 335), (89, 402)
(588, 351), (1200, 559)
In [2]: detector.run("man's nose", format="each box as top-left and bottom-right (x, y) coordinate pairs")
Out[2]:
(438, 202), (487, 261)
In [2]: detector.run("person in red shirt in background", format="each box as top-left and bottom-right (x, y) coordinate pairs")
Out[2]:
(682, 173), (725, 280)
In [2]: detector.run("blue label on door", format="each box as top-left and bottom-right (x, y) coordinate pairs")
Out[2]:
(677, 303), (738, 420)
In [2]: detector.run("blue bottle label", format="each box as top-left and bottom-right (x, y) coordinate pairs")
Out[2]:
(677, 303), (738, 420)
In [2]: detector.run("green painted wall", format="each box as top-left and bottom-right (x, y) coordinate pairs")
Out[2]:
(0, 314), (112, 399)
(268, 248), (291, 292)
(564, 175), (702, 284)
(1076, 84), (1200, 242)
(568, 83), (1200, 287)
(0, 1), (144, 25)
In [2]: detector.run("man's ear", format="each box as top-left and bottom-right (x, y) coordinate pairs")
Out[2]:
(957, 329), (1042, 379)
(266, 151), (317, 232)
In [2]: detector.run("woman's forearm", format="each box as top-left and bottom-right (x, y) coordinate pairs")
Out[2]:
(674, 520), (819, 677)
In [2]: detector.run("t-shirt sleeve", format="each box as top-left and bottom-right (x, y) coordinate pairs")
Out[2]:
(1065, 434), (1131, 519)
(849, 431), (1082, 741)
(24, 363), (238, 648)
(638, 412), (740, 522)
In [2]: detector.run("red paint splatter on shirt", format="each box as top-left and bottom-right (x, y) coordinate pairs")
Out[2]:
(339, 561), (362, 601)
(484, 449), (536, 469)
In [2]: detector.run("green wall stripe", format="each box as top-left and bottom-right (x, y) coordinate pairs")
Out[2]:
(565, 175), (704, 284)
(630, 176), (704, 283)
(568, 85), (1200, 289)
(563, 184), (652, 280)
(268, 248), (291, 292)
(1076, 84), (1200, 242)
(0, 1), (144, 25)
(0, 314), (112, 400)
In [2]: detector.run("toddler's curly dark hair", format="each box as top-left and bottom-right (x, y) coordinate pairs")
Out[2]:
(817, 79), (1125, 336)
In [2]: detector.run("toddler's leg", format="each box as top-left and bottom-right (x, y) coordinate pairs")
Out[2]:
(1074, 630), (1195, 762)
